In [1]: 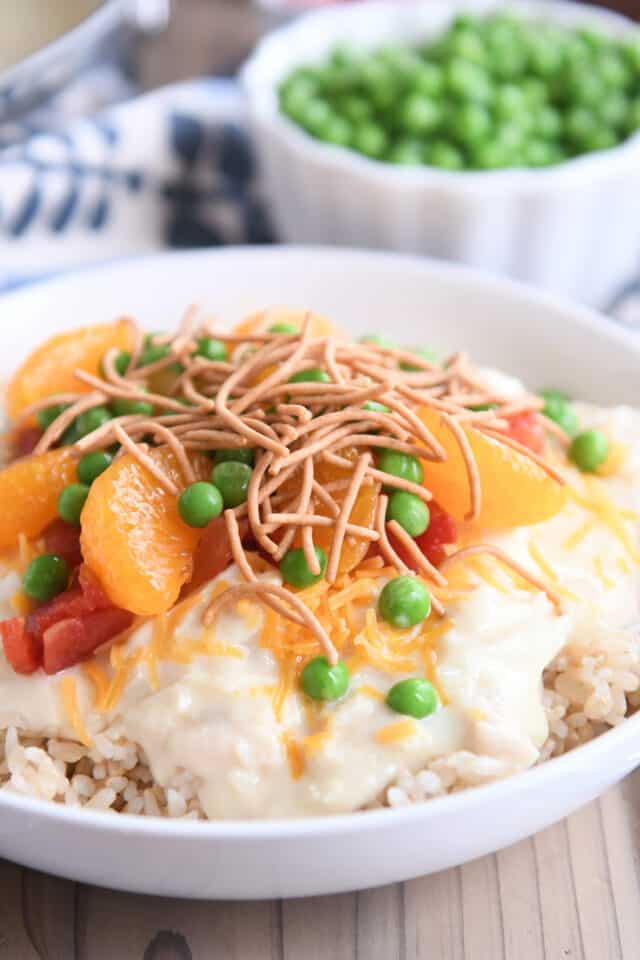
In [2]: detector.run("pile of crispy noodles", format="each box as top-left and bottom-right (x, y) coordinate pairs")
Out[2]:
(16, 309), (567, 661)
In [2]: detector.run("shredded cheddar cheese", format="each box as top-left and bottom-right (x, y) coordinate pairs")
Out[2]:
(527, 542), (579, 602)
(59, 676), (92, 747)
(81, 660), (110, 711)
(281, 730), (305, 780)
(593, 556), (616, 589)
(358, 684), (385, 701)
(569, 480), (640, 564)
(375, 719), (417, 745)
(10, 590), (32, 616)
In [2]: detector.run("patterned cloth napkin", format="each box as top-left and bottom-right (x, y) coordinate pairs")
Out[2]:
(0, 77), (638, 330)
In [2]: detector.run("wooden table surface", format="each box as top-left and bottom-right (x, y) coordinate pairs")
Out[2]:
(2, 2), (638, 957)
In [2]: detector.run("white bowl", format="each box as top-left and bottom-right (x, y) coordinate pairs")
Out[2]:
(242, 0), (640, 308)
(0, 247), (638, 899)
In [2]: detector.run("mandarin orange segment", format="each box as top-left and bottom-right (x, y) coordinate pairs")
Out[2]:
(0, 449), (76, 550)
(7, 320), (135, 419)
(231, 307), (346, 341)
(80, 448), (211, 617)
(299, 449), (380, 575)
(417, 407), (567, 530)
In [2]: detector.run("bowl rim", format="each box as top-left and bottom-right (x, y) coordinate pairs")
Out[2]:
(0, 244), (638, 839)
(242, 0), (640, 192)
(0, 0), (127, 94)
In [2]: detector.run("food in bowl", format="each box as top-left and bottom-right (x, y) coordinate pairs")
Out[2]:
(0, 307), (637, 819)
(279, 10), (640, 169)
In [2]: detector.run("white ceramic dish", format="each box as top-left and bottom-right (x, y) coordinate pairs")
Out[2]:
(242, 0), (640, 308)
(0, 247), (638, 899)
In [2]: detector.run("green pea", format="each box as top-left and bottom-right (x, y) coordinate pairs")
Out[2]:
(268, 322), (299, 335)
(363, 401), (391, 414)
(23, 554), (69, 603)
(388, 140), (424, 166)
(400, 346), (439, 371)
(426, 141), (464, 171)
(523, 140), (559, 168)
(627, 99), (640, 135)
(211, 461), (252, 508)
(540, 389), (579, 436)
(61, 422), (81, 446)
(378, 576), (431, 629)
(399, 94), (442, 134)
(377, 450), (424, 489)
(57, 483), (90, 526)
(565, 107), (598, 147)
(140, 339), (170, 367)
(75, 406), (113, 439)
(352, 122), (388, 159)
(101, 350), (131, 378)
(582, 128), (618, 153)
(569, 430), (609, 473)
(213, 448), (255, 467)
(494, 84), (527, 119)
(386, 491), (430, 537)
(340, 95), (372, 124)
(599, 94), (629, 130)
(472, 140), (513, 171)
(359, 334), (397, 348)
(533, 105), (562, 140)
(195, 337), (227, 362)
(299, 99), (333, 137)
(323, 116), (352, 147)
(450, 103), (491, 147)
(386, 677), (439, 719)
(413, 63), (444, 97)
(36, 403), (69, 431)
(301, 656), (349, 701)
(280, 546), (328, 589)
(112, 394), (154, 417)
(288, 368), (331, 384)
(598, 52), (629, 89)
(446, 59), (493, 102)
(178, 481), (223, 528)
(445, 29), (487, 66)
(77, 450), (113, 485)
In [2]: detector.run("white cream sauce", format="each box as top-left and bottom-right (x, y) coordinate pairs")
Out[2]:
(0, 400), (638, 817)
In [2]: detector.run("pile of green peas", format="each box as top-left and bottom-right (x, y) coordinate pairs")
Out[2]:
(540, 389), (609, 472)
(279, 12), (640, 171)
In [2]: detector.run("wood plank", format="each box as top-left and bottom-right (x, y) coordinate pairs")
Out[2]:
(356, 884), (404, 960)
(533, 820), (585, 959)
(496, 839), (545, 958)
(599, 772), (640, 959)
(281, 894), (356, 960)
(459, 856), (505, 960)
(21, 870), (77, 960)
(566, 801), (622, 960)
(0, 863), (38, 960)
(404, 866), (464, 960)
(75, 887), (281, 959)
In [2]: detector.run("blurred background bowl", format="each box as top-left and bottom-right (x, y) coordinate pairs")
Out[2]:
(243, 0), (640, 307)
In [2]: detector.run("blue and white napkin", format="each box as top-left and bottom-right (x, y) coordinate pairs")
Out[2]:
(0, 76), (637, 330)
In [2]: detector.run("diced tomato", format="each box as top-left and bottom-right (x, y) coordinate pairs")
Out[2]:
(505, 412), (546, 456)
(1, 563), (132, 675)
(0, 618), (41, 674)
(415, 508), (458, 567)
(43, 519), (83, 569)
(187, 516), (246, 593)
(11, 426), (42, 461)
(390, 503), (458, 571)
(42, 607), (133, 675)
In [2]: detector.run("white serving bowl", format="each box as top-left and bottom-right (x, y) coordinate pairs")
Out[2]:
(242, 0), (640, 308)
(0, 247), (638, 899)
